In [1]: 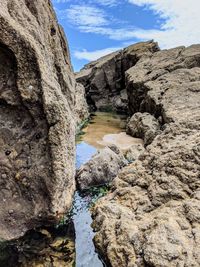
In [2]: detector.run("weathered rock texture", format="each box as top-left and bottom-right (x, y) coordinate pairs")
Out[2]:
(76, 41), (159, 112)
(92, 45), (200, 267)
(0, 0), (82, 241)
(76, 145), (127, 191)
(124, 143), (145, 163)
(126, 112), (161, 146)
(74, 82), (89, 126)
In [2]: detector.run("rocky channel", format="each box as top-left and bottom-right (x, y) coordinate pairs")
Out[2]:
(0, 1), (200, 267)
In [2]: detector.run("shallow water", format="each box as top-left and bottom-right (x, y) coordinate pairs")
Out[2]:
(73, 112), (128, 267)
(0, 112), (128, 267)
(78, 112), (127, 149)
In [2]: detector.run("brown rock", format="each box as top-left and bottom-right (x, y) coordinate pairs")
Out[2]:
(74, 82), (89, 126)
(76, 145), (127, 191)
(92, 44), (200, 267)
(126, 112), (161, 146)
(0, 0), (81, 241)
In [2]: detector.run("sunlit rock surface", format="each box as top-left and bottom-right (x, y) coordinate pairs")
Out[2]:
(92, 44), (200, 267)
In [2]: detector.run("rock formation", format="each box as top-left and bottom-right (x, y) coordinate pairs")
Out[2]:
(126, 112), (161, 146)
(76, 41), (159, 112)
(0, 0), (88, 241)
(74, 82), (89, 126)
(76, 145), (127, 191)
(92, 45), (200, 266)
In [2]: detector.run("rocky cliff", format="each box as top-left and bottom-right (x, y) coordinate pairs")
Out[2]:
(0, 0), (88, 241)
(92, 45), (200, 266)
(76, 41), (159, 112)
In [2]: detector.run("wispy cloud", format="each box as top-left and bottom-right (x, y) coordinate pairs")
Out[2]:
(128, 0), (200, 48)
(53, 0), (120, 6)
(54, 0), (200, 66)
(64, 4), (109, 27)
(74, 47), (121, 61)
(90, 0), (120, 7)
(63, 0), (200, 49)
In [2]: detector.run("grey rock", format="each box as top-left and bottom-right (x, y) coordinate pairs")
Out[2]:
(0, 0), (80, 241)
(92, 44), (200, 267)
(76, 146), (127, 191)
(126, 112), (161, 146)
(74, 82), (89, 126)
(124, 143), (145, 162)
(76, 41), (159, 112)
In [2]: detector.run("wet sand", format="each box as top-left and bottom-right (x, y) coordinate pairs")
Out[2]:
(98, 132), (143, 150)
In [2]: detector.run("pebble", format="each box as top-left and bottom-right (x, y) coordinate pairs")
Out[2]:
(8, 209), (14, 215)
(1, 174), (7, 179)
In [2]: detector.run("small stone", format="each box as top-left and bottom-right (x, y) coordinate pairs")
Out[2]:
(8, 209), (14, 215)
(1, 174), (7, 179)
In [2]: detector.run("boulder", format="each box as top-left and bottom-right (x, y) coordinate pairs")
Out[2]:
(76, 41), (159, 112)
(0, 0), (79, 241)
(126, 112), (161, 146)
(76, 145), (127, 191)
(92, 44), (200, 267)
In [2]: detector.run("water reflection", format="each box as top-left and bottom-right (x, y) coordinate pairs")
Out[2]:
(73, 192), (105, 267)
(73, 112), (127, 267)
(76, 142), (97, 169)
(79, 112), (127, 148)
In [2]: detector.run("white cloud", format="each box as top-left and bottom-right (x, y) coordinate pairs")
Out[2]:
(74, 47), (121, 61)
(127, 0), (200, 48)
(91, 0), (120, 6)
(78, 25), (140, 40)
(65, 5), (109, 27)
(55, 0), (200, 56)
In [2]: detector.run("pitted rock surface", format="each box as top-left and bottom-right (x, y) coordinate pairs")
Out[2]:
(126, 112), (161, 146)
(0, 0), (87, 241)
(92, 45), (200, 267)
(76, 145), (127, 191)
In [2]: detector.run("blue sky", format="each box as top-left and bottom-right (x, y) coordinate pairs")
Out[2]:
(52, 0), (200, 71)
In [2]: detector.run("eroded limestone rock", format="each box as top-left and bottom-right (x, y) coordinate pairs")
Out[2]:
(76, 145), (127, 191)
(76, 41), (159, 112)
(126, 112), (161, 146)
(0, 0), (80, 241)
(92, 44), (200, 267)
(74, 82), (89, 126)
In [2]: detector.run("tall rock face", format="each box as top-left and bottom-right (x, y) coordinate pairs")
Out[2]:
(92, 45), (200, 266)
(0, 0), (83, 241)
(76, 41), (159, 112)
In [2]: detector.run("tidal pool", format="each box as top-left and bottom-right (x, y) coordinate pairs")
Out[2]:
(73, 112), (128, 267)
(0, 112), (128, 267)
(78, 111), (127, 149)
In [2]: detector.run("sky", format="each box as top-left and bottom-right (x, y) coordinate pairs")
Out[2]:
(52, 0), (200, 71)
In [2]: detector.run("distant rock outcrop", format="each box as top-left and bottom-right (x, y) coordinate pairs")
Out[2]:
(76, 41), (159, 112)
(0, 0), (87, 241)
(92, 45), (200, 267)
